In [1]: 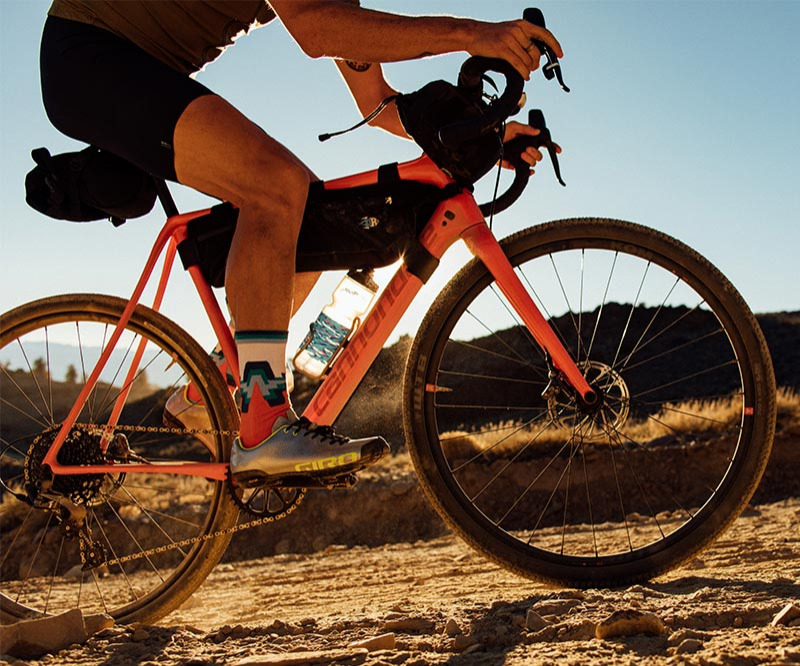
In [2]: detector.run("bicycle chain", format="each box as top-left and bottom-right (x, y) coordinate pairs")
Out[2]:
(64, 422), (306, 569)
(100, 499), (304, 568)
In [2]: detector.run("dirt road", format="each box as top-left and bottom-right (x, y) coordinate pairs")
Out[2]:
(23, 497), (799, 666)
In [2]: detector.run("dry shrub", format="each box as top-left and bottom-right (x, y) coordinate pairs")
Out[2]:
(776, 386), (800, 425)
(440, 392), (758, 462)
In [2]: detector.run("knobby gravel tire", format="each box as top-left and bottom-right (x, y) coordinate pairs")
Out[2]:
(403, 219), (776, 587)
(0, 294), (239, 624)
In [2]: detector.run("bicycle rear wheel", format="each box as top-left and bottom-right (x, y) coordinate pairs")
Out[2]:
(404, 219), (776, 586)
(0, 294), (239, 623)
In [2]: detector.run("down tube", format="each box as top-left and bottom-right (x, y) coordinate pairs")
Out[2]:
(303, 266), (424, 425)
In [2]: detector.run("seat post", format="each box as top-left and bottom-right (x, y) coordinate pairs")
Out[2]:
(154, 177), (179, 217)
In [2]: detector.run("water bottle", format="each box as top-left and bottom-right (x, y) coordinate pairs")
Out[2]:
(293, 269), (378, 379)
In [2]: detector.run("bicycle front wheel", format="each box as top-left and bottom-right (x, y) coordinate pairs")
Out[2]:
(0, 294), (239, 624)
(404, 219), (776, 587)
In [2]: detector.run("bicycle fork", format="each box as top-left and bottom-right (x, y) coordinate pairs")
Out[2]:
(305, 191), (596, 426)
(430, 192), (596, 401)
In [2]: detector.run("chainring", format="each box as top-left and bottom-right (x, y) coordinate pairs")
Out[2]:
(226, 470), (306, 519)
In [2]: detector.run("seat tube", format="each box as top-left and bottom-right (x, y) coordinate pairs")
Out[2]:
(461, 223), (595, 402)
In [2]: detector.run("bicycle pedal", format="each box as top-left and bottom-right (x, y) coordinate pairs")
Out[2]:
(232, 471), (359, 491)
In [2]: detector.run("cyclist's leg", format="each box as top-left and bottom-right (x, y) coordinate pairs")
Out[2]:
(40, 17), (387, 476)
(171, 95), (389, 478)
(40, 16), (322, 317)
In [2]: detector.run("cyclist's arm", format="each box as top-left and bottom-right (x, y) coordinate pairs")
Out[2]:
(334, 60), (409, 139)
(269, 0), (563, 80)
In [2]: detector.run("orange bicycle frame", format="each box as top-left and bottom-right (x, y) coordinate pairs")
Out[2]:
(42, 154), (594, 480)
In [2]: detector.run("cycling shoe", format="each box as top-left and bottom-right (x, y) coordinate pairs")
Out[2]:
(163, 385), (216, 455)
(230, 416), (389, 487)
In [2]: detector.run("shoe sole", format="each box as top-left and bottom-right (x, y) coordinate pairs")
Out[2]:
(231, 439), (390, 489)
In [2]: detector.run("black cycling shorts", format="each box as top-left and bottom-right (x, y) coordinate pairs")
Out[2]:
(40, 16), (213, 181)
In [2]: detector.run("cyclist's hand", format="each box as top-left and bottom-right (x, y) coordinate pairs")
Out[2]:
(501, 121), (562, 172)
(467, 20), (563, 81)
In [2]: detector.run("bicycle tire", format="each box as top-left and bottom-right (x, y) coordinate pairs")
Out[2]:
(403, 218), (776, 587)
(0, 294), (239, 624)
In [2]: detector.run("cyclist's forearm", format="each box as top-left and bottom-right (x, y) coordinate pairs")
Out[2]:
(270, 0), (476, 62)
(334, 60), (410, 140)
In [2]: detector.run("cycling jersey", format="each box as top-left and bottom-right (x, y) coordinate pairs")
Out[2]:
(48, 0), (276, 74)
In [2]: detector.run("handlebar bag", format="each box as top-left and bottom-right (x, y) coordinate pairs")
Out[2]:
(25, 146), (156, 225)
(396, 80), (503, 184)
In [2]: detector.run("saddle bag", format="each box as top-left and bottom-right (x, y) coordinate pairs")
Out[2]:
(25, 146), (157, 225)
(177, 167), (444, 288)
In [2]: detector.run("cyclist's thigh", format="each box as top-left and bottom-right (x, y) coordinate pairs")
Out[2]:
(172, 95), (314, 209)
(40, 16), (212, 181)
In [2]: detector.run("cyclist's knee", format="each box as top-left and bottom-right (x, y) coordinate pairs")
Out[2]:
(235, 157), (310, 224)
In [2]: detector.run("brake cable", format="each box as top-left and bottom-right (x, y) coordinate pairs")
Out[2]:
(318, 95), (398, 142)
(487, 122), (506, 231)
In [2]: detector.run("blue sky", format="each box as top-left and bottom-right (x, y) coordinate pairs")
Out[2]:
(1, 0), (798, 353)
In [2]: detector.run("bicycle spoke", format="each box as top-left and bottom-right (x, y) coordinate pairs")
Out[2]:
(620, 326), (724, 375)
(579, 442), (598, 557)
(611, 261), (650, 370)
(0, 504), (36, 571)
(450, 412), (553, 474)
(16, 511), (55, 604)
(103, 494), (166, 582)
(44, 328), (54, 424)
(547, 254), (584, 355)
(447, 338), (537, 371)
(44, 536), (66, 615)
(438, 369), (546, 387)
(615, 276), (680, 371)
(465, 417), (557, 498)
(90, 509), (138, 598)
(585, 251), (618, 361)
(518, 263), (576, 359)
(603, 423), (666, 541)
(2, 365), (51, 428)
(463, 308), (546, 375)
(107, 491), (205, 531)
(524, 428), (583, 546)
(90, 567), (110, 615)
(93, 333), (142, 418)
(632, 360), (738, 401)
(496, 432), (573, 528)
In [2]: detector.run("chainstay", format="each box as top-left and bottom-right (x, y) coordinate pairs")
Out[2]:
(66, 422), (307, 568)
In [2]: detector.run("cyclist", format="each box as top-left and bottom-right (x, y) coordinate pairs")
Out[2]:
(40, 0), (562, 483)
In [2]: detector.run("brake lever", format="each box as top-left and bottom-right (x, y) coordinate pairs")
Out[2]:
(504, 109), (565, 186)
(523, 8), (570, 93)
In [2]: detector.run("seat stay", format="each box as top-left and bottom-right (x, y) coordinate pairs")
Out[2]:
(43, 209), (229, 481)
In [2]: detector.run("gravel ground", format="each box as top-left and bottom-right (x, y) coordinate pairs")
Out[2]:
(5, 497), (798, 666)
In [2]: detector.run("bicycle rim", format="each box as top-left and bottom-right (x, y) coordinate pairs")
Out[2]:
(0, 294), (239, 623)
(404, 219), (775, 586)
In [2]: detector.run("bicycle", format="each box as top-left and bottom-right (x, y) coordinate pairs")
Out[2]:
(0, 9), (776, 625)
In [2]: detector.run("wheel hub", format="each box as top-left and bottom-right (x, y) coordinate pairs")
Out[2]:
(546, 360), (630, 441)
